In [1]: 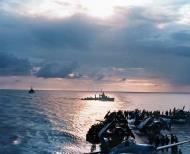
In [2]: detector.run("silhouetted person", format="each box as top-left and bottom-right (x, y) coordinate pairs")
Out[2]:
(160, 135), (165, 152)
(160, 135), (165, 146)
(178, 149), (182, 154)
(155, 136), (160, 147)
(165, 135), (170, 151)
(171, 134), (175, 154)
(174, 136), (178, 143)
(173, 136), (178, 154)
(171, 134), (175, 144)
(169, 109), (172, 116)
(173, 107), (176, 117)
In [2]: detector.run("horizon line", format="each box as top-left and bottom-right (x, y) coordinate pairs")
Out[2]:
(0, 88), (190, 94)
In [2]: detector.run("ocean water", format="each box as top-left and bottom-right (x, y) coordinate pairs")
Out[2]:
(0, 90), (190, 154)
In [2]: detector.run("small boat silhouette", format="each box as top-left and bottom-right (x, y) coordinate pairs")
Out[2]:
(28, 87), (35, 94)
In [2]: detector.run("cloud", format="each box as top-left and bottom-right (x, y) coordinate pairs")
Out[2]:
(36, 62), (78, 78)
(0, 1), (190, 86)
(0, 52), (31, 75)
(171, 31), (190, 43)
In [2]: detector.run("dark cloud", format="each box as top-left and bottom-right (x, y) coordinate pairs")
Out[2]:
(0, 52), (31, 75)
(171, 31), (190, 42)
(0, 13), (107, 60)
(32, 16), (102, 50)
(0, 3), (190, 85)
(36, 62), (78, 78)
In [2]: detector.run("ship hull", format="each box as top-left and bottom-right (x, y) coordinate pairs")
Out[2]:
(81, 98), (114, 102)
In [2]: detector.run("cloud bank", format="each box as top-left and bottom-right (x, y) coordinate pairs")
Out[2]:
(0, 0), (190, 87)
(36, 62), (78, 78)
(0, 52), (31, 75)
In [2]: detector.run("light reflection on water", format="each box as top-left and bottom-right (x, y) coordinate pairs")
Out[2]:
(41, 92), (120, 139)
(0, 90), (190, 154)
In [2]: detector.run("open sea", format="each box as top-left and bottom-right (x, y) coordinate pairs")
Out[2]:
(0, 90), (190, 154)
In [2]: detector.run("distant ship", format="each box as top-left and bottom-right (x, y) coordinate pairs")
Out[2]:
(28, 87), (35, 94)
(81, 92), (114, 102)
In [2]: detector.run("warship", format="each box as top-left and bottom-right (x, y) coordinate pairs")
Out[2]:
(81, 92), (114, 102)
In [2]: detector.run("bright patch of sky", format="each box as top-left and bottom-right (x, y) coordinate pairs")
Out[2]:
(0, 0), (188, 19)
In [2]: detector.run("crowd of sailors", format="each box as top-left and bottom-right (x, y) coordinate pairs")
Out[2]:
(119, 107), (189, 121)
(86, 108), (189, 154)
(154, 134), (181, 153)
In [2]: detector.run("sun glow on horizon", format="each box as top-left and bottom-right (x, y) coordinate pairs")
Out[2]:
(0, 76), (187, 93)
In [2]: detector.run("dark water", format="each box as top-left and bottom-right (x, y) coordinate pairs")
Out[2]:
(0, 90), (190, 154)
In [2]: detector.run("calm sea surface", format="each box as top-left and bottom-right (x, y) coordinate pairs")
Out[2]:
(0, 90), (190, 154)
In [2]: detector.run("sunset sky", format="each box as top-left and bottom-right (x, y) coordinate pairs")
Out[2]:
(0, 0), (190, 92)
